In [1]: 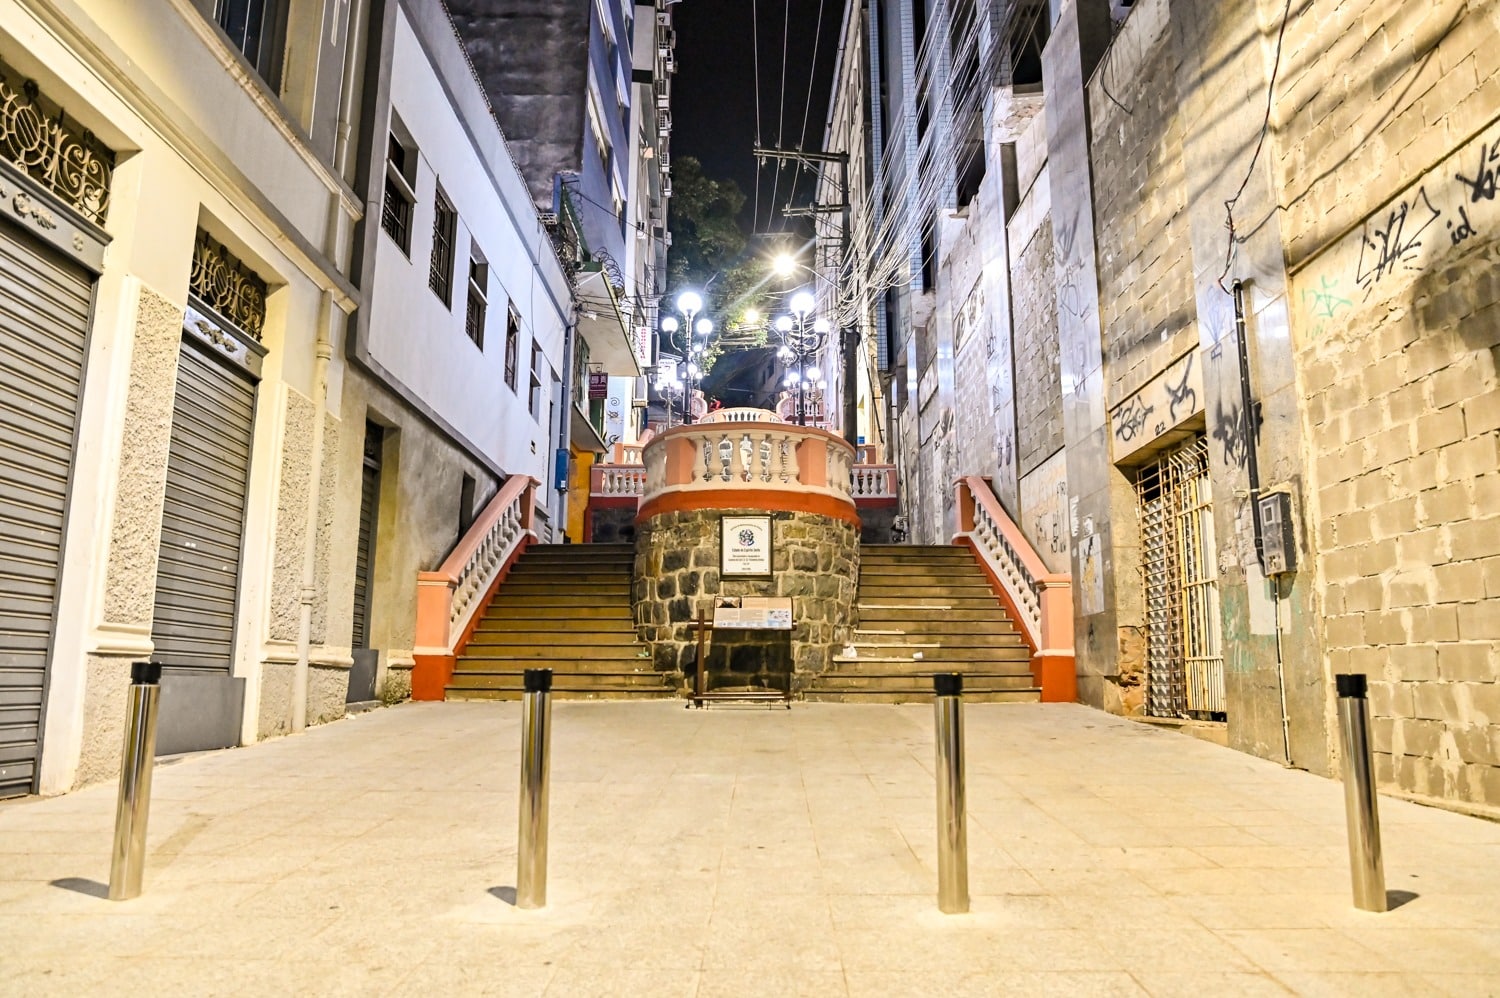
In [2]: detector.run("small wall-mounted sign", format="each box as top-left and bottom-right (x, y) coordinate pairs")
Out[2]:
(588, 371), (609, 399)
(720, 515), (773, 577)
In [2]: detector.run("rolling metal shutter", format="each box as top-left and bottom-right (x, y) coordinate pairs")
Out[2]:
(0, 230), (92, 798)
(351, 425), (383, 649)
(150, 343), (256, 686)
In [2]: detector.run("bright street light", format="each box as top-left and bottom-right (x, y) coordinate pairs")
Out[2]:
(790, 291), (815, 317)
(660, 315), (679, 333)
(775, 315), (794, 333)
(773, 253), (796, 277)
(695, 317), (714, 336)
(676, 290), (703, 315)
(812, 318), (831, 334)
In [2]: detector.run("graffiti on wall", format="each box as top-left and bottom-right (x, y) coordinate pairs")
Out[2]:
(1019, 452), (1071, 574)
(1108, 348), (1205, 460)
(1299, 124), (1499, 339)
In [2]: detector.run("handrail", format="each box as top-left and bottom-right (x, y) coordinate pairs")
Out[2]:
(412, 475), (537, 699)
(954, 475), (1075, 701)
(851, 464), (897, 500)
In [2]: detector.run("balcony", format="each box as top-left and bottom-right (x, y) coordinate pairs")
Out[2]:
(587, 408), (898, 539)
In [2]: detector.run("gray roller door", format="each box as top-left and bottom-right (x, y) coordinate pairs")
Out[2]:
(150, 339), (256, 755)
(0, 229), (93, 799)
(347, 422), (382, 703)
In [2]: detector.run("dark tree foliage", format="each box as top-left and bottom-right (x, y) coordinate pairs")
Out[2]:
(666, 158), (775, 377)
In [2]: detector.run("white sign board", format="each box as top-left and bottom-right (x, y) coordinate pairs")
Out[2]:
(720, 515), (773, 577)
(712, 596), (793, 630)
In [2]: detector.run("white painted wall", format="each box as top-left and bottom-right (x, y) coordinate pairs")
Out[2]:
(367, 8), (570, 481)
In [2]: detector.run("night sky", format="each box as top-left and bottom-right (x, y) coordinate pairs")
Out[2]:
(671, 0), (847, 238)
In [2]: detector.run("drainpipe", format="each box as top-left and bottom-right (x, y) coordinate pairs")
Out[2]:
(333, 0), (370, 182)
(292, 0), (364, 730)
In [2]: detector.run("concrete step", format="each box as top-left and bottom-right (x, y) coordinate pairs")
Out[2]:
(477, 605), (634, 620)
(457, 644), (651, 662)
(858, 607), (1015, 624)
(465, 624), (636, 639)
(857, 597), (1003, 610)
(448, 669), (668, 688)
(446, 686), (675, 701)
(505, 569), (632, 584)
(501, 582), (632, 596)
(852, 629), (1024, 646)
(802, 688), (1041, 704)
(811, 671), (1036, 691)
(836, 646), (1031, 664)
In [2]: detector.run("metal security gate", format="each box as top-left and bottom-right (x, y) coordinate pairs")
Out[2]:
(347, 423), (382, 703)
(0, 229), (93, 798)
(150, 323), (258, 755)
(1138, 437), (1225, 719)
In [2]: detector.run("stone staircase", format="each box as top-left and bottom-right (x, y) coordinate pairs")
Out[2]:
(804, 544), (1040, 704)
(447, 543), (673, 700)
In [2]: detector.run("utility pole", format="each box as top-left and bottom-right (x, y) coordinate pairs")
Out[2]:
(753, 145), (858, 448)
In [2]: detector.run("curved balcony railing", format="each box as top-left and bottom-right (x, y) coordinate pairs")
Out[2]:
(412, 475), (537, 699)
(638, 421), (857, 520)
(954, 476), (1075, 701)
(701, 406), (783, 424)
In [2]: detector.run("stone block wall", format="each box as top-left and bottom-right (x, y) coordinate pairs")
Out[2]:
(1012, 215), (1063, 474)
(633, 509), (859, 692)
(1088, 0), (1197, 410)
(1276, 0), (1500, 807)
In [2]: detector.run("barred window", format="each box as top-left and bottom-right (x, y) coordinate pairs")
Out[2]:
(215, 0), (289, 87)
(429, 190), (456, 305)
(465, 258), (488, 348)
(504, 307), (520, 390)
(529, 341), (544, 418)
(382, 133), (415, 252)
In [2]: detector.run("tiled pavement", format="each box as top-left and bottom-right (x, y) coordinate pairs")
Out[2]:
(3, 701), (1499, 996)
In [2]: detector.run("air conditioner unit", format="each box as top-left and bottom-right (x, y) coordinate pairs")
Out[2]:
(662, 179), (672, 198)
(665, 51), (677, 74)
(657, 110), (672, 133)
(538, 211), (559, 227)
(656, 92), (670, 110)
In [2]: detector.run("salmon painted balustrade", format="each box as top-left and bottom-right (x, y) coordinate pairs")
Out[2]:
(412, 476), (538, 699)
(638, 421), (858, 523)
(954, 476), (1076, 702)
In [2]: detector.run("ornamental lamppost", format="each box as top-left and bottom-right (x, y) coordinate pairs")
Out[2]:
(660, 290), (714, 424)
(775, 291), (830, 427)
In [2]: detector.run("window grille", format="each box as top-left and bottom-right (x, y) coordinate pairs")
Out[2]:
(0, 62), (115, 224)
(1137, 436), (1225, 718)
(504, 307), (520, 390)
(465, 259), (487, 348)
(215, 0), (289, 87)
(429, 191), (456, 305)
(529, 341), (544, 417)
(382, 133), (414, 252)
(189, 231), (267, 340)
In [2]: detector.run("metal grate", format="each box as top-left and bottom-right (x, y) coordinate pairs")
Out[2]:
(1137, 436), (1225, 718)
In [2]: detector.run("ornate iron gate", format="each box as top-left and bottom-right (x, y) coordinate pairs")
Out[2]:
(1138, 437), (1225, 718)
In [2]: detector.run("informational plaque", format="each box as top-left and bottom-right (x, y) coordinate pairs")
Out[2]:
(712, 596), (792, 630)
(720, 515), (772, 577)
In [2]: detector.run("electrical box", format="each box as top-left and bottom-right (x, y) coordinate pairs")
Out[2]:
(1257, 491), (1297, 576)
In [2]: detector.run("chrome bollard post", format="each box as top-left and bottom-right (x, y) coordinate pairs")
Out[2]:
(1336, 673), (1387, 912)
(933, 673), (969, 914)
(109, 662), (162, 901)
(516, 668), (553, 909)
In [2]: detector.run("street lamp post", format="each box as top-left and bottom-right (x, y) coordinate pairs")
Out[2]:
(775, 291), (829, 428)
(659, 291), (713, 425)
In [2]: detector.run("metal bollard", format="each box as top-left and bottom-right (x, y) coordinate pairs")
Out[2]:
(1336, 673), (1387, 912)
(109, 662), (162, 901)
(516, 667), (553, 909)
(933, 673), (969, 914)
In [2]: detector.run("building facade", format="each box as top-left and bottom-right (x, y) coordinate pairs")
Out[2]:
(447, 0), (673, 541)
(0, 0), (569, 798)
(827, 0), (1500, 811)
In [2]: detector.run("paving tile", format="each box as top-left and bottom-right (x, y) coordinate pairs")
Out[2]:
(1, 701), (1497, 994)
